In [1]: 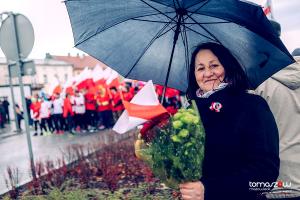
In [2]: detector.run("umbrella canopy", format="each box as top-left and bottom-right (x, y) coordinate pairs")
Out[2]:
(65, 0), (294, 92)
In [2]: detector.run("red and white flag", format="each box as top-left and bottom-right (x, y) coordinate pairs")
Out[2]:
(47, 77), (61, 96)
(92, 64), (105, 85)
(106, 69), (119, 88)
(63, 76), (76, 96)
(75, 67), (94, 90)
(113, 80), (168, 134)
(262, 0), (273, 19)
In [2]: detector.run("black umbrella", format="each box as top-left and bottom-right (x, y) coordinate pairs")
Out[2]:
(64, 0), (294, 96)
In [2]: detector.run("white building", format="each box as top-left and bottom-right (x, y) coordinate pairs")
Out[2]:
(0, 56), (73, 92)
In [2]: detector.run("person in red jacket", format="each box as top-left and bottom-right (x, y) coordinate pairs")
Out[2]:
(63, 93), (74, 134)
(84, 90), (97, 132)
(122, 85), (133, 102)
(164, 88), (181, 113)
(30, 96), (42, 136)
(109, 87), (124, 122)
(96, 86), (114, 129)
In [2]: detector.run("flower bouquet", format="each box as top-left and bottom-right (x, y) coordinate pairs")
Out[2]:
(135, 107), (205, 189)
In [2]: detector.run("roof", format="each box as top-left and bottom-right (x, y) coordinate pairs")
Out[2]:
(0, 57), (71, 66)
(34, 58), (72, 66)
(53, 54), (107, 70)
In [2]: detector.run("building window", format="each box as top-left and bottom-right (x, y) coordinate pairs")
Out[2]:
(64, 74), (68, 81)
(43, 74), (48, 84)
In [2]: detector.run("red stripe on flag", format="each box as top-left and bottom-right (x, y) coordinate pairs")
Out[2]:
(264, 7), (271, 15)
(123, 101), (168, 120)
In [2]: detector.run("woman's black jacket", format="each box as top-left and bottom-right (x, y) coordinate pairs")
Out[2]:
(195, 87), (280, 200)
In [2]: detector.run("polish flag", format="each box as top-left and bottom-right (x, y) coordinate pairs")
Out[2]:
(113, 80), (168, 134)
(92, 65), (105, 85)
(106, 69), (120, 88)
(262, 0), (273, 19)
(102, 67), (112, 80)
(63, 77), (76, 96)
(75, 67), (94, 90)
(47, 77), (61, 96)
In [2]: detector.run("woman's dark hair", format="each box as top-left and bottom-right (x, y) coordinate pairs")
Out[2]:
(187, 42), (249, 99)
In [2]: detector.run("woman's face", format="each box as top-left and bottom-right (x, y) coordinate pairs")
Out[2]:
(194, 49), (225, 93)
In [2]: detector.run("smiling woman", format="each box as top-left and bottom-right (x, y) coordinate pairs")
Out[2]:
(194, 49), (225, 94)
(181, 42), (280, 200)
(188, 43), (249, 99)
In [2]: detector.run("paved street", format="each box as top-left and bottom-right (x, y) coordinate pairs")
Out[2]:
(0, 124), (131, 195)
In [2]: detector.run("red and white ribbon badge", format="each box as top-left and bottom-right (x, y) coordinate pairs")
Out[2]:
(209, 102), (222, 112)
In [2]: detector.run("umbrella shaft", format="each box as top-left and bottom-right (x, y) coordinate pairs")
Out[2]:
(161, 14), (182, 103)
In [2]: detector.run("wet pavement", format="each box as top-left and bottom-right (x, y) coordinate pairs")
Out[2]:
(0, 121), (132, 195)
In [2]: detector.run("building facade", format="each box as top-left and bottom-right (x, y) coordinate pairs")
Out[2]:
(0, 57), (73, 92)
(0, 53), (107, 94)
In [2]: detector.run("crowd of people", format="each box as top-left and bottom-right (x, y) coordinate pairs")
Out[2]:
(24, 82), (181, 136)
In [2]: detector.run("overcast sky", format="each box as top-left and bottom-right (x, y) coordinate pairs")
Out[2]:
(0, 0), (299, 59)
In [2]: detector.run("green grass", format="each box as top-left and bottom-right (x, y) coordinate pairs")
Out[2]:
(3, 183), (177, 200)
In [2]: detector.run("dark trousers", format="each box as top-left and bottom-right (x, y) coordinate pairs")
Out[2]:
(65, 114), (74, 133)
(86, 110), (97, 128)
(112, 110), (122, 124)
(101, 110), (114, 128)
(74, 113), (87, 130)
(4, 109), (10, 122)
(47, 117), (54, 132)
(33, 120), (41, 133)
(40, 118), (49, 133)
(27, 111), (33, 126)
(16, 114), (23, 130)
(53, 114), (63, 132)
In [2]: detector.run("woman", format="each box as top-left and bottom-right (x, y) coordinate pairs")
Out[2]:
(180, 43), (279, 200)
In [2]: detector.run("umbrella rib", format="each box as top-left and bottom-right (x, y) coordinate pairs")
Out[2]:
(132, 11), (175, 20)
(155, 24), (177, 39)
(186, 0), (210, 14)
(180, 19), (190, 80)
(181, 17), (191, 84)
(185, 21), (231, 25)
(172, 0), (177, 9)
(75, 11), (175, 46)
(185, 0), (227, 25)
(173, 0), (181, 9)
(187, 11), (237, 25)
(184, 1), (230, 27)
(186, 14), (222, 44)
(131, 18), (231, 25)
(180, 10), (229, 25)
(124, 16), (177, 77)
(139, 0), (176, 23)
(131, 19), (173, 23)
(180, 30), (189, 81)
(186, 0), (210, 10)
(182, 25), (215, 41)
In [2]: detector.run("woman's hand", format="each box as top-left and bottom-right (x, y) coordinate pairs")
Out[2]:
(179, 181), (205, 200)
